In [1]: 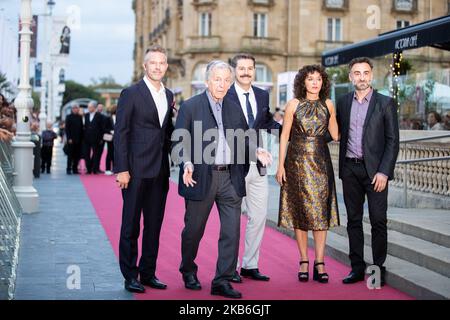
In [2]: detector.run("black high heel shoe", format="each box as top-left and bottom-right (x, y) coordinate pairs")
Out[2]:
(313, 261), (329, 283)
(298, 261), (309, 282)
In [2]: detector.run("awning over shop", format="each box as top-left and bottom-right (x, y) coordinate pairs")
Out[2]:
(322, 15), (450, 67)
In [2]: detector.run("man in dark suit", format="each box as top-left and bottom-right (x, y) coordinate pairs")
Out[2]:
(93, 103), (108, 174)
(114, 45), (174, 293)
(226, 53), (281, 283)
(172, 60), (271, 299)
(336, 57), (399, 286)
(65, 104), (83, 174)
(83, 102), (104, 174)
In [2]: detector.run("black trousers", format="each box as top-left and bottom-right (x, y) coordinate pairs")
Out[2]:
(105, 141), (114, 171)
(83, 141), (101, 173)
(94, 142), (105, 172)
(341, 160), (388, 274)
(119, 166), (169, 281)
(41, 146), (53, 172)
(67, 142), (82, 173)
(179, 170), (242, 287)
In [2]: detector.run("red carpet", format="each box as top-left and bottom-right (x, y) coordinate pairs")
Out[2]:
(80, 163), (413, 300)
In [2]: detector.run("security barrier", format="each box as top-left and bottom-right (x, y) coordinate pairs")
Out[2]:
(0, 141), (22, 300)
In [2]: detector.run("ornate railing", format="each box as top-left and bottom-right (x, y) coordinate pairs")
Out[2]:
(0, 141), (22, 300)
(328, 135), (450, 201)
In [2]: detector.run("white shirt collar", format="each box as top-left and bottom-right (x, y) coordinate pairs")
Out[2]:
(143, 76), (165, 94)
(234, 82), (253, 96)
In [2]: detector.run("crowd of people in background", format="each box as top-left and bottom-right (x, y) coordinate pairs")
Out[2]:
(0, 86), (449, 173)
(0, 91), (120, 180)
(0, 93), (16, 142)
(399, 110), (450, 130)
(64, 102), (116, 175)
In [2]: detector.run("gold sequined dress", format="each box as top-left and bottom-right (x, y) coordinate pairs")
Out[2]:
(278, 99), (340, 231)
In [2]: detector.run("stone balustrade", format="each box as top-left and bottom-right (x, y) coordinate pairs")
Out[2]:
(328, 141), (450, 197)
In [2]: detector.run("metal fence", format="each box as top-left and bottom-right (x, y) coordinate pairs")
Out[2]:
(0, 141), (22, 300)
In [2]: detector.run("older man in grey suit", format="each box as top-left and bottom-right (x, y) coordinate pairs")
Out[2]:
(173, 60), (272, 299)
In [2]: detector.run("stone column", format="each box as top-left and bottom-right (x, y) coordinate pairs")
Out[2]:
(12, 0), (39, 213)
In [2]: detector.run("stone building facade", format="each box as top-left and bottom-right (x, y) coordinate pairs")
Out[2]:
(132, 0), (450, 109)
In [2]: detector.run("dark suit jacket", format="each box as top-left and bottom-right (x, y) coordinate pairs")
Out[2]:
(226, 84), (281, 175)
(65, 113), (83, 144)
(83, 112), (104, 145)
(226, 84), (281, 138)
(104, 114), (114, 134)
(114, 79), (174, 179)
(336, 90), (399, 180)
(172, 91), (255, 201)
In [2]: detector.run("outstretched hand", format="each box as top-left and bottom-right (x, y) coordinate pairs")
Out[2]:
(183, 165), (197, 187)
(256, 149), (273, 167)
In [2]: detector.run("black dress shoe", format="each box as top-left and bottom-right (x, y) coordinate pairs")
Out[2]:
(342, 271), (365, 284)
(183, 274), (201, 290)
(240, 268), (270, 281)
(229, 270), (242, 283)
(140, 276), (167, 289)
(124, 278), (145, 293)
(211, 282), (242, 299)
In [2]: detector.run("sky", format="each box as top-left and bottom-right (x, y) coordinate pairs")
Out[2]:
(0, 0), (135, 86)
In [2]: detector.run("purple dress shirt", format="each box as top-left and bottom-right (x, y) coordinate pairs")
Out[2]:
(346, 89), (373, 159)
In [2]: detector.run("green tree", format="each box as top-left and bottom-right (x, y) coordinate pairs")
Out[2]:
(90, 75), (123, 89)
(62, 80), (104, 106)
(325, 66), (350, 84)
(31, 91), (41, 113)
(0, 72), (14, 95)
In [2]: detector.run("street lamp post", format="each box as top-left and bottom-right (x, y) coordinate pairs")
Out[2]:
(12, 0), (39, 213)
(39, 0), (56, 132)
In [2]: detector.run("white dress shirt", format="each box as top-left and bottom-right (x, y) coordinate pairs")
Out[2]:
(235, 83), (259, 165)
(143, 76), (168, 127)
(89, 112), (95, 122)
(234, 83), (258, 125)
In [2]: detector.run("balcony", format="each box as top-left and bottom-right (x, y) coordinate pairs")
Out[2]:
(240, 36), (281, 55)
(391, 0), (418, 13)
(322, 0), (349, 11)
(315, 40), (352, 54)
(191, 0), (217, 8)
(247, 0), (274, 7)
(185, 36), (222, 53)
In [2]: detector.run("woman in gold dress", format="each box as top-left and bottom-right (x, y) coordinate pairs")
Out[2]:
(276, 65), (339, 283)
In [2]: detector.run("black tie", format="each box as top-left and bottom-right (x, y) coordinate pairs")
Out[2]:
(244, 93), (255, 128)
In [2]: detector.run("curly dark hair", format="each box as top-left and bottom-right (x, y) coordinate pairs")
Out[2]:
(293, 65), (330, 101)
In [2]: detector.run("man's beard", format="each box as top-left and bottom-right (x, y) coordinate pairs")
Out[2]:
(355, 82), (370, 90)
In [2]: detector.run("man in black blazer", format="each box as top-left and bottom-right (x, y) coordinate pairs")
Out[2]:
(336, 57), (399, 286)
(65, 104), (83, 174)
(172, 60), (271, 299)
(93, 103), (107, 174)
(226, 53), (281, 283)
(83, 102), (105, 174)
(114, 45), (174, 293)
